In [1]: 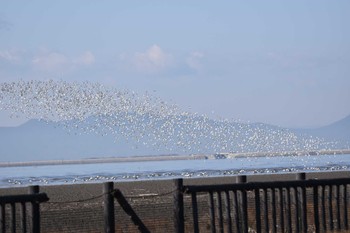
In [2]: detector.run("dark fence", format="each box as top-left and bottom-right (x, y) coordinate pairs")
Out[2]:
(0, 186), (49, 233)
(175, 173), (350, 233)
(2, 173), (350, 233)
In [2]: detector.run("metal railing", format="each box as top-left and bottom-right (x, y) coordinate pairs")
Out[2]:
(0, 186), (49, 233)
(173, 174), (350, 233)
(2, 172), (350, 233)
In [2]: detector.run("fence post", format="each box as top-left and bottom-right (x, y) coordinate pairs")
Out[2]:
(296, 172), (307, 233)
(313, 185), (320, 233)
(174, 178), (184, 233)
(236, 175), (248, 233)
(104, 182), (115, 233)
(29, 185), (40, 233)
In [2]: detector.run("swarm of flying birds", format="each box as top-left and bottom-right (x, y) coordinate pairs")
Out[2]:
(0, 80), (338, 154)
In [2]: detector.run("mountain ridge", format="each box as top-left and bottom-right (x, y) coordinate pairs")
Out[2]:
(1, 115), (349, 162)
(292, 115), (350, 144)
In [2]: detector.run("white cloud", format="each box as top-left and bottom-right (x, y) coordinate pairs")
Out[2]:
(186, 51), (204, 71)
(120, 46), (206, 76)
(74, 51), (95, 65)
(32, 50), (95, 72)
(124, 45), (173, 74)
(32, 52), (68, 71)
(0, 49), (22, 63)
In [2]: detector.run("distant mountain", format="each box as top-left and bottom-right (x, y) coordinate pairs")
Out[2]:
(1, 115), (349, 162)
(0, 119), (163, 162)
(293, 115), (350, 145)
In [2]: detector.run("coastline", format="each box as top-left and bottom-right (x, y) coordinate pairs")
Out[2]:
(0, 154), (208, 167)
(0, 149), (349, 168)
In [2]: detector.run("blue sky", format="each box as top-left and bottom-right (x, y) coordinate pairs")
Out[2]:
(1, 0), (349, 128)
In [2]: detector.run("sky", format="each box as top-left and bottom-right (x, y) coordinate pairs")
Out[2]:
(0, 0), (349, 128)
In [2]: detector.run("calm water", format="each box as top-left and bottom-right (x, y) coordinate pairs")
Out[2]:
(1, 154), (350, 187)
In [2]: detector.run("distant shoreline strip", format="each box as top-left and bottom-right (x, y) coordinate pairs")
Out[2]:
(0, 154), (208, 168)
(224, 149), (350, 158)
(0, 149), (349, 168)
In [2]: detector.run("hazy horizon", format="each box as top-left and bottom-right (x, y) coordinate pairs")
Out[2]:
(0, 112), (349, 129)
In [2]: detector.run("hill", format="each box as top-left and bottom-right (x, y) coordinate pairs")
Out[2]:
(0, 119), (162, 162)
(1, 115), (349, 162)
(293, 115), (350, 145)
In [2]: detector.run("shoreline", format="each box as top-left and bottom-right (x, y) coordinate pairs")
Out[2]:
(0, 149), (349, 168)
(225, 148), (350, 158)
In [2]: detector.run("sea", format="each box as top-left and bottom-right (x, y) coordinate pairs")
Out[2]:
(1, 153), (350, 188)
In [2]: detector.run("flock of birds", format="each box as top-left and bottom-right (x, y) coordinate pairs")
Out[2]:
(0, 80), (338, 155)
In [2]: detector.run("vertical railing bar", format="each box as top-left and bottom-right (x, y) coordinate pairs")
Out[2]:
(279, 188), (285, 233)
(255, 189), (261, 233)
(191, 192), (199, 233)
(10, 203), (15, 233)
(217, 192), (224, 233)
(287, 187), (292, 233)
(233, 191), (240, 233)
(29, 186), (40, 233)
(336, 185), (341, 230)
(237, 191), (243, 232)
(302, 184), (307, 233)
(224, 191), (232, 233)
(344, 184), (348, 230)
(313, 185), (320, 233)
(271, 188), (277, 233)
(239, 190), (245, 233)
(339, 184), (345, 230)
(103, 182), (115, 233)
(321, 185), (327, 231)
(329, 185), (334, 230)
(296, 172), (307, 233)
(1, 203), (5, 233)
(209, 191), (216, 233)
(295, 187), (300, 233)
(241, 190), (248, 233)
(236, 175), (248, 233)
(263, 188), (269, 233)
(174, 179), (184, 233)
(20, 202), (26, 233)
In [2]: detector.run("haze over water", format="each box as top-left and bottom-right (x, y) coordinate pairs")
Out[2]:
(0, 80), (339, 157)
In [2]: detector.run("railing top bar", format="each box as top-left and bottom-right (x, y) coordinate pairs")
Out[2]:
(184, 177), (350, 193)
(0, 193), (49, 204)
